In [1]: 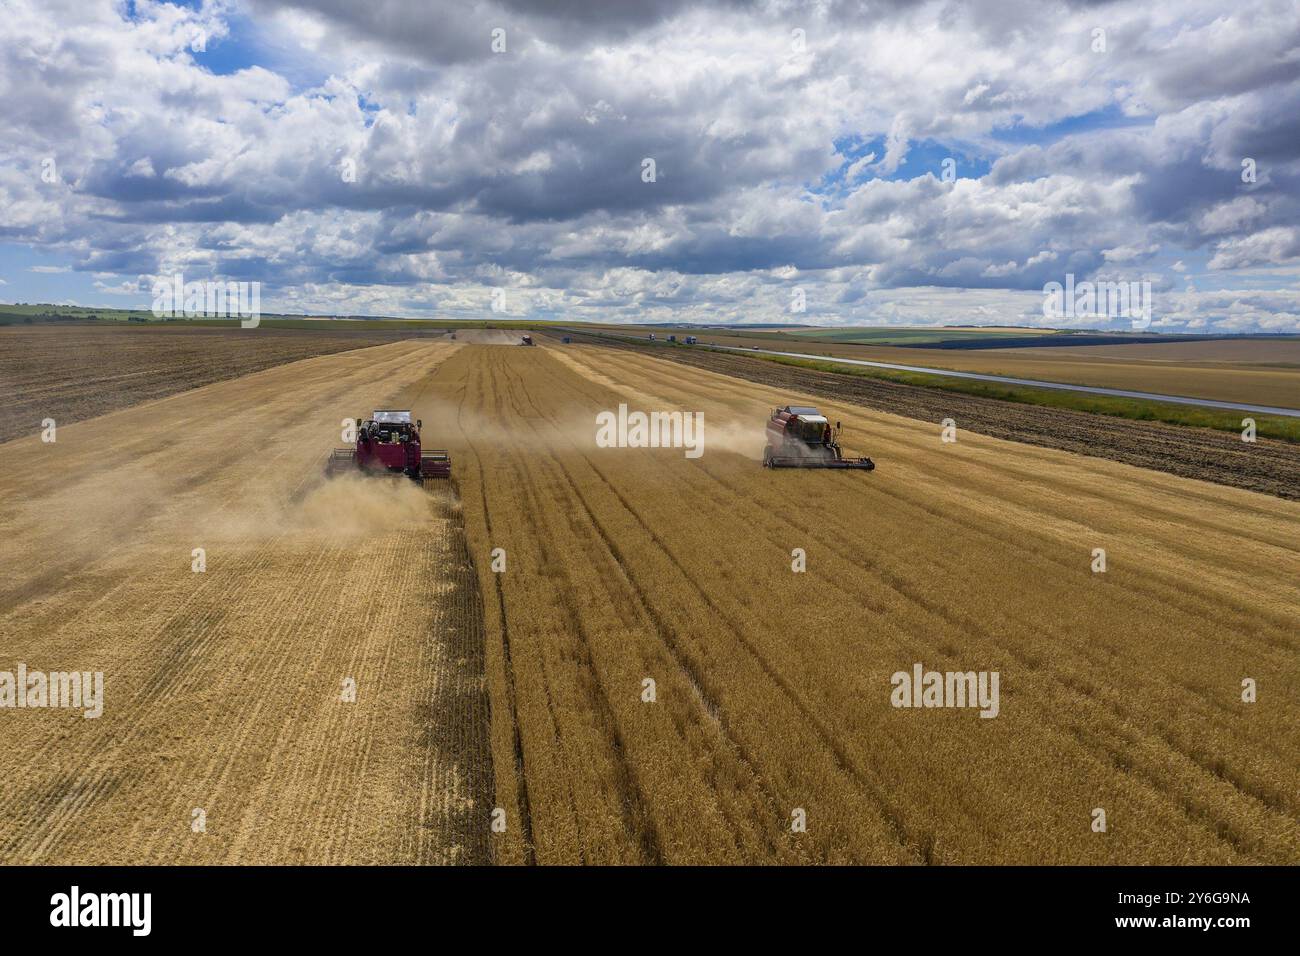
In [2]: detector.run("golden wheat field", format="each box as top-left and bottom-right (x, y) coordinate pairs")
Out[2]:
(0, 336), (1296, 865)
(0, 341), (491, 864)
(437, 342), (1299, 865)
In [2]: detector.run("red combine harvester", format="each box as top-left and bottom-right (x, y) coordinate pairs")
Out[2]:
(764, 405), (874, 470)
(325, 410), (451, 482)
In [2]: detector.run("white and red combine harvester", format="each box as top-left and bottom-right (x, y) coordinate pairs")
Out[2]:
(763, 405), (874, 470)
(325, 410), (451, 482)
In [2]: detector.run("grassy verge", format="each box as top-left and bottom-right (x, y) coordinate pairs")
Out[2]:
(745, 352), (1300, 444)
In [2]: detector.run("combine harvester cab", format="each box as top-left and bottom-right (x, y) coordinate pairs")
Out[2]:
(325, 409), (451, 483)
(763, 405), (874, 470)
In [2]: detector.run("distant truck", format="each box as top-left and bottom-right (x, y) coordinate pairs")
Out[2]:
(684, 336), (697, 345)
(667, 334), (677, 343)
(648, 333), (656, 341)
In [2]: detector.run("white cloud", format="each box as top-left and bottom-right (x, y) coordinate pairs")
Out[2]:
(1198, 197), (1266, 236)
(1208, 228), (1300, 270)
(1102, 244), (1159, 263)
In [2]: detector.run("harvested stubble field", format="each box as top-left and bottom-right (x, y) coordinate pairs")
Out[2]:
(0, 324), (448, 444)
(430, 343), (1299, 865)
(1, 331), (1296, 865)
(0, 340), (491, 864)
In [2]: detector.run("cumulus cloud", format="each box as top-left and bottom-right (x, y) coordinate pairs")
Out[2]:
(0, 0), (1297, 330)
(1207, 227), (1300, 270)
